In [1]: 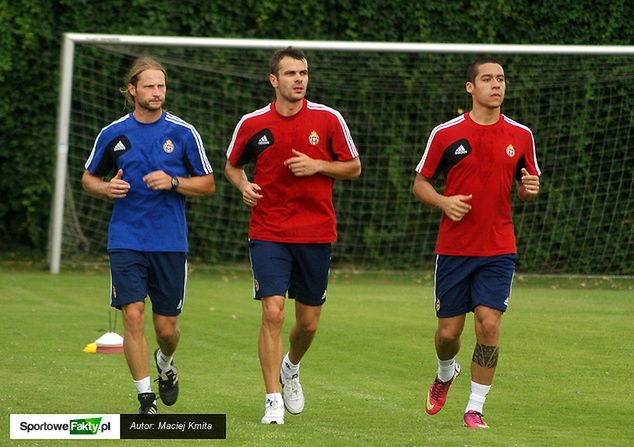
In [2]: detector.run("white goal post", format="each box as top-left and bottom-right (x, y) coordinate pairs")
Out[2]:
(50, 33), (634, 274)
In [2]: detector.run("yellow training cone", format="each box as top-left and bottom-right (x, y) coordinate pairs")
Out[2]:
(83, 342), (97, 353)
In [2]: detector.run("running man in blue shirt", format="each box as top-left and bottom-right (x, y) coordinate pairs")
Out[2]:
(82, 57), (215, 414)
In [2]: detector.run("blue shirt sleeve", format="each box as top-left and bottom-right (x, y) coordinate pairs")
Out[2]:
(85, 127), (115, 176)
(182, 125), (213, 176)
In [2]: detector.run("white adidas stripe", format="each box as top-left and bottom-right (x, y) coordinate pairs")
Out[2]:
(503, 115), (541, 176)
(415, 115), (465, 173)
(180, 258), (188, 311)
(166, 112), (213, 174)
(307, 101), (358, 158)
(84, 114), (131, 169)
(226, 105), (270, 159)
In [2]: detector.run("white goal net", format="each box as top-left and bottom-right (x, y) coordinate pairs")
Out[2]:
(50, 34), (634, 275)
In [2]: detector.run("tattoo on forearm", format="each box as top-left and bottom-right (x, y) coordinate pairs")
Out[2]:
(472, 344), (499, 368)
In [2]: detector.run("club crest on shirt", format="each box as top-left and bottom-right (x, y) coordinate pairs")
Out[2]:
(163, 139), (175, 153)
(308, 130), (320, 146)
(505, 144), (515, 157)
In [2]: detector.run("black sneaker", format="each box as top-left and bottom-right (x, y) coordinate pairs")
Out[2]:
(138, 392), (158, 415)
(154, 348), (179, 406)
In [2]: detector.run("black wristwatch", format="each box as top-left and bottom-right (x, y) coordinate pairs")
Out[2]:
(171, 176), (180, 191)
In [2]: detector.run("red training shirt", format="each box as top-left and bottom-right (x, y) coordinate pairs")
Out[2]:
(416, 113), (541, 256)
(227, 99), (359, 243)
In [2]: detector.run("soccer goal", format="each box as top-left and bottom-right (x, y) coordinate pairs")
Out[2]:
(49, 34), (634, 275)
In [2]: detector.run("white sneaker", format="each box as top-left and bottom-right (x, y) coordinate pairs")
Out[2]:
(260, 394), (284, 424)
(281, 368), (305, 415)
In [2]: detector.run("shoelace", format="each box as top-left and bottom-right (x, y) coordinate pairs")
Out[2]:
(466, 411), (485, 423)
(265, 398), (283, 411)
(285, 375), (302, 398)
(154, 368), (178, 385)
(164, 369), (177, 382)
(430, 378), (449, 399)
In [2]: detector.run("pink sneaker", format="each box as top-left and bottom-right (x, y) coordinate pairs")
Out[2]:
(463, 410), (489, 428)
(424, 362), (461, 415)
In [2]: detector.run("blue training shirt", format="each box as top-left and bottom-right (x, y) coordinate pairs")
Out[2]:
(84, 111), (213, 252)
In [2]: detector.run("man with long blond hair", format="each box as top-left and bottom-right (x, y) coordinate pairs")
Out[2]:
(82, 57), (215, 414)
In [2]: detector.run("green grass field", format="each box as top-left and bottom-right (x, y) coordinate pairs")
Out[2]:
(1, 268), (633, 446)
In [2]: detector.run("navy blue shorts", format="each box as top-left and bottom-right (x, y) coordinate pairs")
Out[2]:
(109, 250), (187, 317)
(433, 254), (517, 318)
(248, 240), (331, 307)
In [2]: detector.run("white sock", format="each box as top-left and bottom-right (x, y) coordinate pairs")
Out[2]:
(465, 381), (491, 414)
(437, 356), (456, 382)
(282, 353), (300, 377)
(133, 377), (152, 394)
(156, 349), (173, 372)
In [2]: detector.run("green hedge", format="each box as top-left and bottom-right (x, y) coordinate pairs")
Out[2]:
(2, 0), (633, 273)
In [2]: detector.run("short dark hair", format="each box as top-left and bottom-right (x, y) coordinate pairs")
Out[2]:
(269, 46), (307, 77)
(467, 56), (502, 84)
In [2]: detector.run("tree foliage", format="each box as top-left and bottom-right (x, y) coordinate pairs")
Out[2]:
(1, 0), (632, 273)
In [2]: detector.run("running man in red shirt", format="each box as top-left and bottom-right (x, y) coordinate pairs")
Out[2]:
(413, 57), (540, 428)
(225, 47), (361, 425)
